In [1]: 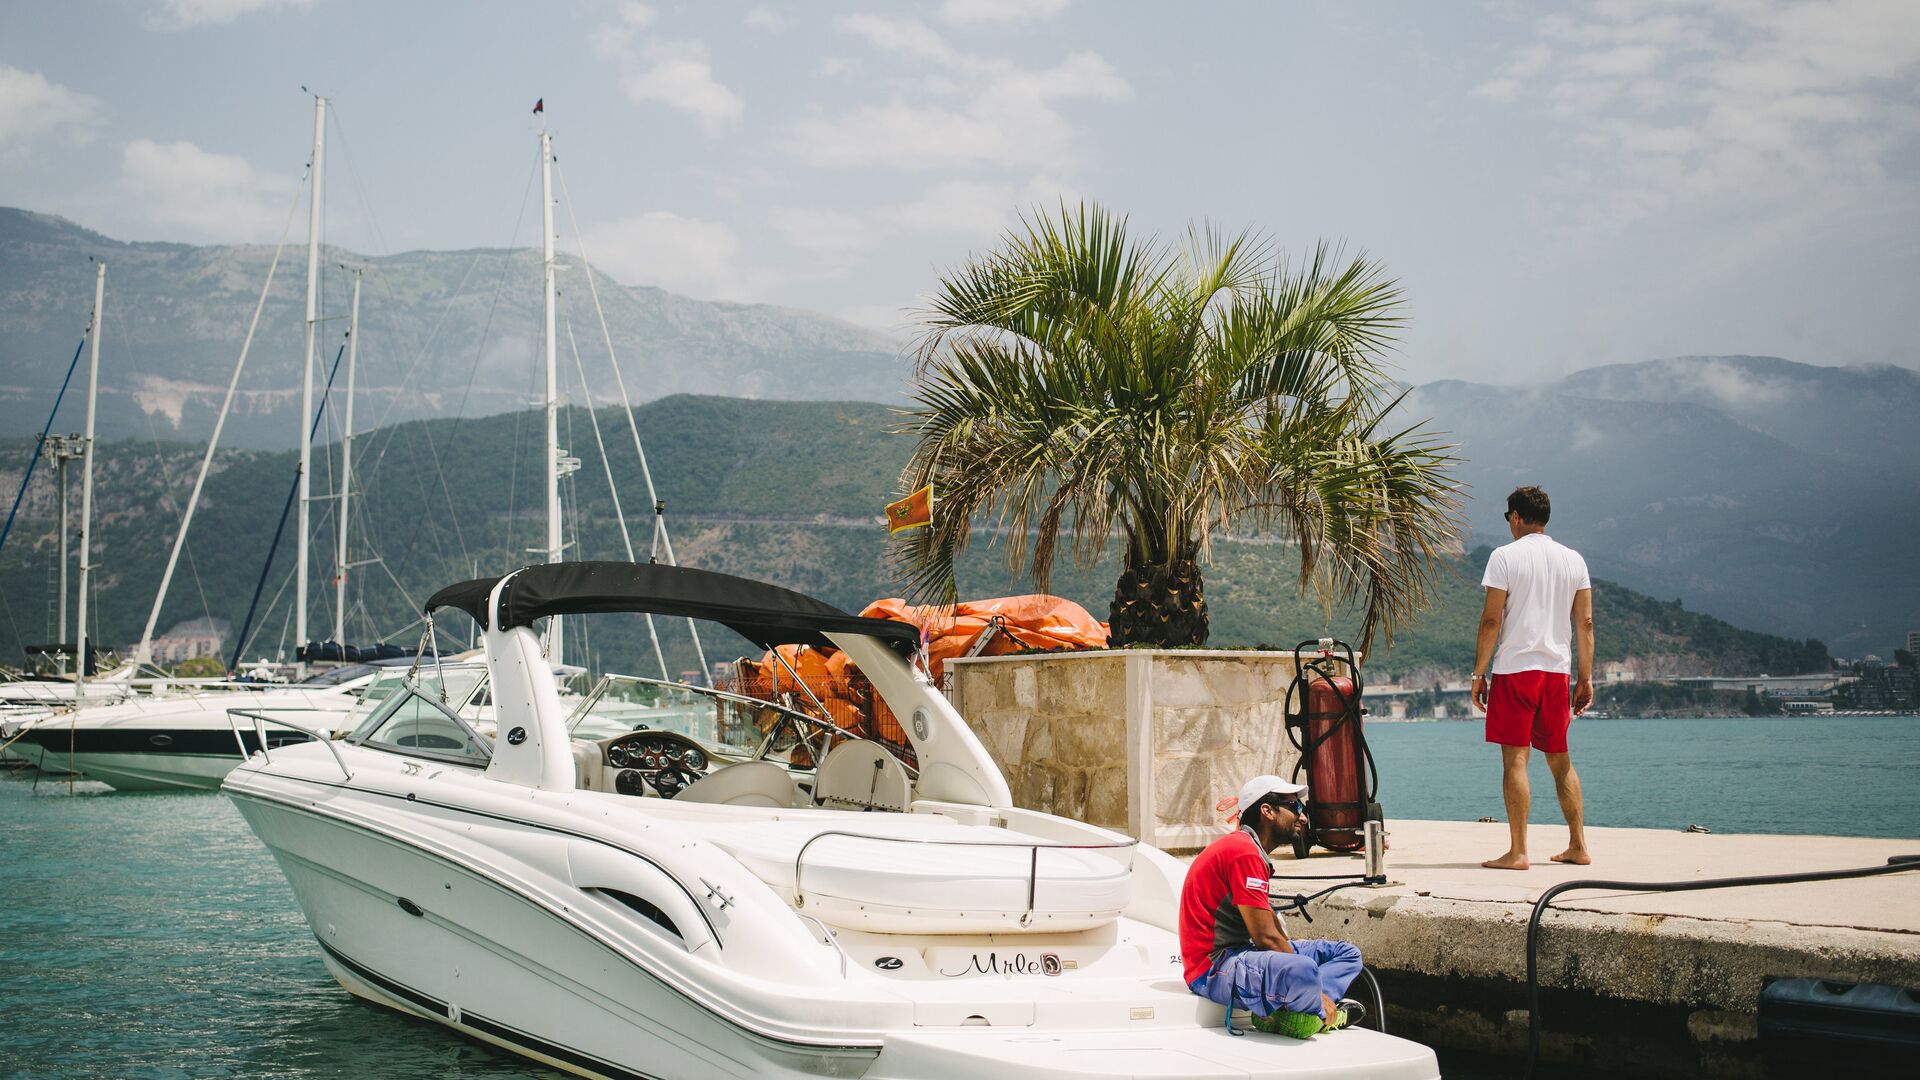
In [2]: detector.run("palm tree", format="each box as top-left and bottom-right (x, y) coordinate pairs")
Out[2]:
(896, 203), (1461, 651)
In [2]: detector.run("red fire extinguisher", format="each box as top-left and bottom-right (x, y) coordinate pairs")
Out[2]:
(1283, 638), (1383, 857)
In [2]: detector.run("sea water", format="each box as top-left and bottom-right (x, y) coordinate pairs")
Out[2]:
(1364, 714), (1920, 838)
(1, 716), (1914, 1078)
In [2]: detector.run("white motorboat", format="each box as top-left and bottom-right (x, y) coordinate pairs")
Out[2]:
(225, 561), (1439, 1079)
(7, 665), (398, 790)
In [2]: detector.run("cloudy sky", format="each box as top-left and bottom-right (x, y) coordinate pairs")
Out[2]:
(2, 0), (1916, 384)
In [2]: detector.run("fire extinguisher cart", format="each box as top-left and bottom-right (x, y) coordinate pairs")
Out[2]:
(1282, 638), (1385, 860)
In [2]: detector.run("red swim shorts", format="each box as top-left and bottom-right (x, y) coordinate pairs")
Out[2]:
(1485, 670), (1572, 753)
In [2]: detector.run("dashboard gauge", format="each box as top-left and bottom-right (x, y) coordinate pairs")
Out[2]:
(607, 743), (630, 767)
(680, 747), (706, 770)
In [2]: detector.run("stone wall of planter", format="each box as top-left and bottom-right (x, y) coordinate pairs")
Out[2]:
(946, 649), (1309, 851)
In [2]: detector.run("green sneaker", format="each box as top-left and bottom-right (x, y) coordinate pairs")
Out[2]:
(1251, 1009), (1327, 1039)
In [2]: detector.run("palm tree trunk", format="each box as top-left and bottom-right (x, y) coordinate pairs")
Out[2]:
(1109, 549), (1209, 647)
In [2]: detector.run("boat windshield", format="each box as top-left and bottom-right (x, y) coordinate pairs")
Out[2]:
(566, 676), (757, 752)
(347, 665), (487, 726)
(346, 677), (492, 765)
(565, 674), (901, 771)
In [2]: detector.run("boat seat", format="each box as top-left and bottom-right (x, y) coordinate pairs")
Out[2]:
(811, 739), (911, 812)
(674, 761), (801, 808)
(708, 820), (1130, 935)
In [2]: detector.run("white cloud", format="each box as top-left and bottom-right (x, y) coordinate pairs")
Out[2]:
(837, 298), (929, 336)
(767, 207), (876, 255)
(619, 40), (744, 133)
(581, 211), (747, 299)
(0, 67), (102, 153)
(884, 177), (1073, 237)
(744, 6), (788, 32)
(939, 0), (1070, 24)
(591, 13), (743, 134)
(154, 0), (312, 29)
(791, 20), (1129, 170)
(841, 14), (961, 65)
(117, 138), (296, 241)
(1472, 0), (1920, 243)
(616, 2), (656, 29)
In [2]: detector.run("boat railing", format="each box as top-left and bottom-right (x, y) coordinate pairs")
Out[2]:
(791, 830), (1139, 928)
(225, 707), (354, 781)
(791, 910), (854, 978)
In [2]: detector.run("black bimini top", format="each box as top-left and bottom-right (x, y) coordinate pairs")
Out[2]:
(424, 561), (921, 656)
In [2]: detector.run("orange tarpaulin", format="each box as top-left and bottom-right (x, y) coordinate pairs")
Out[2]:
(857, 594), (1109, 681)
(728, 595), (1108, 755)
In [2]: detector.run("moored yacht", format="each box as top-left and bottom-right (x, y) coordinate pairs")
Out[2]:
(224, 561), (1439, 1079)
(9, 667), (391, 790)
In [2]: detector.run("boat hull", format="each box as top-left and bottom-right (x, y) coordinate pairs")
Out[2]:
(226, 772), (1440, 1080)
(229, 789), (877, 1080)
(17, 726), (309, 791)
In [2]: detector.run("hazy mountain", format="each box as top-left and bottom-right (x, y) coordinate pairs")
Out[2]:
(0, 207), (1910, 655)
(0, 398), (1825, 683)
(1559, 355), (1920, 469)
(0, 207), (911, 448)
(1401, 358), (1919, 656)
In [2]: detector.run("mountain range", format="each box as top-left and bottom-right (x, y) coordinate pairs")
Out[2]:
(0, 399), (1828, 685)
(1, 207), (1914, 657)
(0, 207), (910, 448)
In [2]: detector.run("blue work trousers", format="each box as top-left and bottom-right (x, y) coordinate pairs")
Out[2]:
(1188, 940), (1363, 1018)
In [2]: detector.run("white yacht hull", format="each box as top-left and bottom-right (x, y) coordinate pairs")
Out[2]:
(227, 750), (1438, 1080)
(48, 747), (249, 791)
(232, 791), (877, 1079)
(14, 687), (358, 791)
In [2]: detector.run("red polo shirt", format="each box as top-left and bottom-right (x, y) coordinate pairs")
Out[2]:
(1178, 827), (1273, 985)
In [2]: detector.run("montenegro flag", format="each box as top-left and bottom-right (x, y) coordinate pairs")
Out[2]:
(884, 484), (933, 533)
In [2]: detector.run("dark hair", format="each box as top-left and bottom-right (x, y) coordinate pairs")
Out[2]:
(1239, 793), (1283, 830)
(1507, 486), (1551, 525)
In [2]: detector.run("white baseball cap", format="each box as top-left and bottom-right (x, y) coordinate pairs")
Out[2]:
(1238, 774), (1308, 812)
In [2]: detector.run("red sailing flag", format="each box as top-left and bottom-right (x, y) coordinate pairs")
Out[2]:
(532, 98), (544, 115)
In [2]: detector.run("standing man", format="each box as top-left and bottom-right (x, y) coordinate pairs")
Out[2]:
(1472, 486), (1595, 869)
(1181, 775), (1366, 1037)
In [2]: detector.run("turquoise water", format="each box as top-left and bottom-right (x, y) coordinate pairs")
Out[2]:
(1363, 715), (1920, 838)
(0, 772), (558, 1079)
(0, 716), (1913, 1077)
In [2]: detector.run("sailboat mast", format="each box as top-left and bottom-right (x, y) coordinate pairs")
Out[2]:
(333, 268), (359, 647)
(75, 261), (102, 703)
(295, 94), (325, 673)
(541, 129), (563, 665)
(56, 452), (68, 669)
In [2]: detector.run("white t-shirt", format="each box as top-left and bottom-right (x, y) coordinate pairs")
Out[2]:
(1482, 533), (1591, 675)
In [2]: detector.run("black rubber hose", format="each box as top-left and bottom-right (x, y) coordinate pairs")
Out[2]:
(1272, 879), (1380, 922)
(1356, 966), (1387, 1033)
(1524, 856), (1920, 1078)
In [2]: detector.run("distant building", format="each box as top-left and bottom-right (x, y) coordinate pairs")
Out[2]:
(1906, 629), (1919, 659)
(147, 617), (230, 665)
(1673, 673), (1839, 694)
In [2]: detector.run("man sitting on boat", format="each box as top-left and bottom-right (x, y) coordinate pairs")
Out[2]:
(1180, 775), (1366, 1037)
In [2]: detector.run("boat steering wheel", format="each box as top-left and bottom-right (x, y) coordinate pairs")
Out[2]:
(648, 763), (702, 798)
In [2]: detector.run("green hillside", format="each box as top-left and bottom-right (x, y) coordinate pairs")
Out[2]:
(0, 395), (1827, 680)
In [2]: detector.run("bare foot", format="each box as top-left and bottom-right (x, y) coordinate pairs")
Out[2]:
(1481, 852), (1530, 870)
(1551, 849), (1591, 865)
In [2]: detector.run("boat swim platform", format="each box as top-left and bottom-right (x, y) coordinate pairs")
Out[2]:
(1198, 820), (1920, 1078)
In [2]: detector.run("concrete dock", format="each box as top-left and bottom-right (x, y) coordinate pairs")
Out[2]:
(1256, 820), (1920, 1077)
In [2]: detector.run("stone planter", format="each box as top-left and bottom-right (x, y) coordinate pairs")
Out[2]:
(945, 649), (1310, 851)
